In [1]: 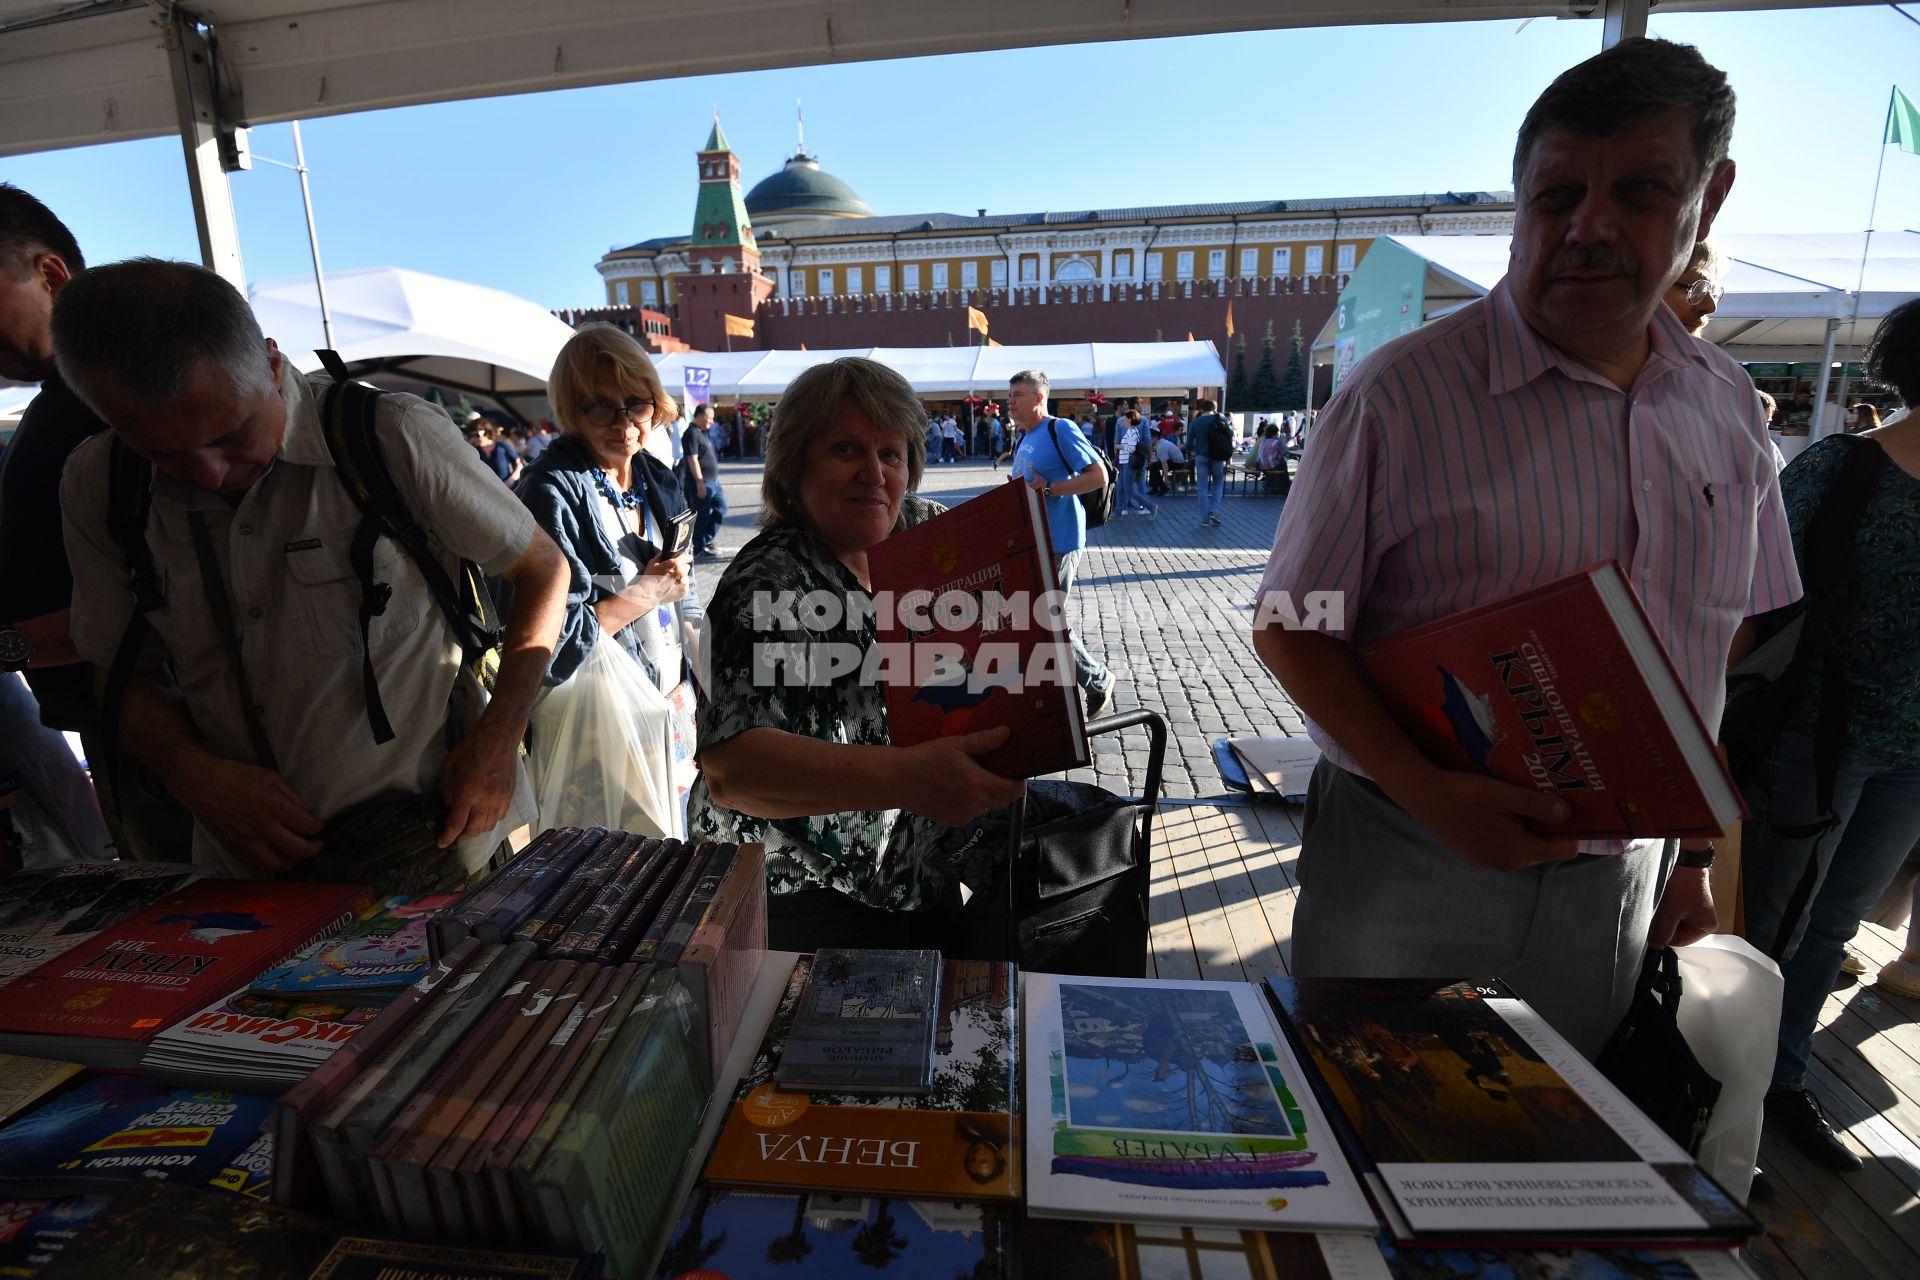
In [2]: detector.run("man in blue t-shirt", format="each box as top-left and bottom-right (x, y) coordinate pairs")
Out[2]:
(1006, 369), (1115, 719)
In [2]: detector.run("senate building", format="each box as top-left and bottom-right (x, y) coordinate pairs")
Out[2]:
(582, 121), (1515, 357)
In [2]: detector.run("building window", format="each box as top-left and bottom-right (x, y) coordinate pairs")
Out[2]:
(614, 280), (630, 305)
(876, 264), (892, 292)
(818, 268), (834, 295)
(991, 259), (1007, 288)
(1020, 256), (1038, 283)
(1337, 243), (1357, 272)
(1238, 248), (1257, 276)
(846, 266), (863, 294)
(1114, 250), (1132, 278)
(1145, 251), (1164, 279)
(932, 262), (950, 289)
(1305, 246), (1325, 275)
(1207, 249), (1226, 279)
(962, 261), (978, 289)
(1272, 247), (1291, 276)
(640, 281), (659, 307)
(904, 263), (921, 291)
(1176, 251), (1195, 280)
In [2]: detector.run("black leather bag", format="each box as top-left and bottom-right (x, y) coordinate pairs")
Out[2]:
(953, 710), (1166, 976)
(1596, 947), (1721, 1155)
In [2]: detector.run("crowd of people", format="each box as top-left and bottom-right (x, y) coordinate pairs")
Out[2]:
(1, 34), (1917, 1196)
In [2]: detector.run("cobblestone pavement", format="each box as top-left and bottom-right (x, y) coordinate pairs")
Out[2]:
(702, 455), (1307, 801)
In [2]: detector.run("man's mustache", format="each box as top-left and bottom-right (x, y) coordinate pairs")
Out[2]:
(1545, 246), (1637, 277)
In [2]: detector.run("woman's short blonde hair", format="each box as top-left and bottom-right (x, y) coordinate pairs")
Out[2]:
(546, 323), (679, 440)
(762, 357), (926, 528)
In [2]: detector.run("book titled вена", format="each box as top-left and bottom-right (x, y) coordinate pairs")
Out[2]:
(1358, 561), (1743, 839)
(868, 478), (1089, 778)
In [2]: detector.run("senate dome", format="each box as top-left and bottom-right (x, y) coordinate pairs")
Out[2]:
(743, 147), (874, 226)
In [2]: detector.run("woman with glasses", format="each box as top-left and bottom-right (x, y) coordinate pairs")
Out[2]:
(1664, 240), (1725, 337)
(517, 324), (699, 698)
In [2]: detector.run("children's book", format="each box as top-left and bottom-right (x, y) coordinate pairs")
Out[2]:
(249, 895), (455, 1002)
(0, 1076), (273, 1196)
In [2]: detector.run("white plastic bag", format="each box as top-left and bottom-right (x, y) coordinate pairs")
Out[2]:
(1674, 934), (1783, 1201)
(529, 638), (676, 838)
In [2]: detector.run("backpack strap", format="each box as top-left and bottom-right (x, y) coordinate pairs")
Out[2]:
(314, 351), (504, 746)
(99, 438), (164, 818)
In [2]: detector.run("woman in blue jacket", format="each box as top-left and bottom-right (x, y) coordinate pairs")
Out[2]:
(517, 323), (699, 694)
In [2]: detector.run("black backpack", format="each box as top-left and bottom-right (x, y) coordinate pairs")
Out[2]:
(1205, 414), (1235, 460)
(1044, 417), (1114, 528)
(101, 351), (504, 781)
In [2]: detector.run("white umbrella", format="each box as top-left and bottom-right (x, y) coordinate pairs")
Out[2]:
(248, 266), (579, 424)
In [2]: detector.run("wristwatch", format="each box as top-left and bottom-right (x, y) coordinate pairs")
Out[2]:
(1043, 482), (1054, 498)
(0, 626), (30, 673)
(1676, 841), (1717, 870)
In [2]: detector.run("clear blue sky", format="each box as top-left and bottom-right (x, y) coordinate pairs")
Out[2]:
(2, 7), (1916, 309)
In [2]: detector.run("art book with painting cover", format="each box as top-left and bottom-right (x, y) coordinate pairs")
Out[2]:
(0, 879), (370, 1068)
(1356, 562), (1742, 839)
(1262, 977), (1760, 1247)
(0, 1076), (273, 1196)
(703, 954), (1020, 1203)
(654, 1185), (1012, 1280)
(774, 947), (941, 1095)
(868, 478), (1089, 778)
(1021, 972), (1374, 1233)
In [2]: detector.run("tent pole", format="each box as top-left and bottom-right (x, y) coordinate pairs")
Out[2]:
(288, 122), (335, 352)
(1811, 319), (1841, 441)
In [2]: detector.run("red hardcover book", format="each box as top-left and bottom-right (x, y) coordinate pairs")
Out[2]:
(868, 478), (1089, 778)
(1357, 561), (1744, 839)
(0, 878), (369, 1069)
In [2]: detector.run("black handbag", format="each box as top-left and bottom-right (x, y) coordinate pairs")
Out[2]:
(1595, 946), (1721, 1155)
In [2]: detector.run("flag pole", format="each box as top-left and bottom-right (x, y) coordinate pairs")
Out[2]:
(1832, 88), (1895, 432)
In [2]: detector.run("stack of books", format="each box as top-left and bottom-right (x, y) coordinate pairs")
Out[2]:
(268, 835), (765, 1280)
(0, 878), (371, 1068)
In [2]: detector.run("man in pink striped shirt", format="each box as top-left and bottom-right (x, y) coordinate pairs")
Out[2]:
(1254, 38), (1801, 1056)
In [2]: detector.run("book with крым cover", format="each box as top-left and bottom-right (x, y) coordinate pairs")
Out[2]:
(1263, 977), (1761, 1248)
(1356, 562), (1742, 839)
(0, 879), (370, 1068)
(774, 947), (941, 1095)
(704, 954), (1021, 1204)
(868, 477), (1089, 778)
(1021, 972), (1374, 1234)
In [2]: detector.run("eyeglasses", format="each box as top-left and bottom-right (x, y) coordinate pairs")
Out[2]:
(1677, 277), (1724, 308)
(580, 397), (653, 429)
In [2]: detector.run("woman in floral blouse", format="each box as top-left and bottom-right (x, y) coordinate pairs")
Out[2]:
(687, 358), (1025, 949)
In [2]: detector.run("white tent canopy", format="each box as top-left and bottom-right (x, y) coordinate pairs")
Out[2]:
(1318, 231), (1920, 361)
(647, 341), (1225, 401)
(249, 266), (580, 423)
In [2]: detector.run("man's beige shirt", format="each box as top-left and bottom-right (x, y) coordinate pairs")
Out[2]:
(63, 364), (539, 876)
